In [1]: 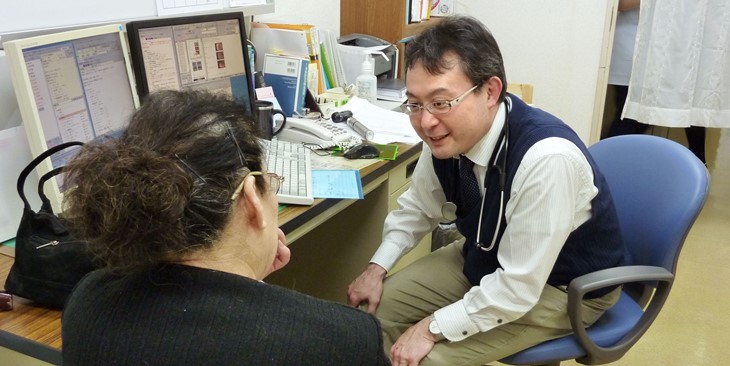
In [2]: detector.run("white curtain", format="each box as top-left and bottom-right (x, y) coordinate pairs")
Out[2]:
(623, 0), (730, 128)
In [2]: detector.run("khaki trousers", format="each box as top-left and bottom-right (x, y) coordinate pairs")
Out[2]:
(376, 240), (621, 366)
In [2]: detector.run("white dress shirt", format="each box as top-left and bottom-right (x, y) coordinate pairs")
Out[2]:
(370, 102), (599, 341)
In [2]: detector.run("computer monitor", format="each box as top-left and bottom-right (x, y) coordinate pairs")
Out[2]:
(126, 12), (256, 118)
(3, 24), (140, 212)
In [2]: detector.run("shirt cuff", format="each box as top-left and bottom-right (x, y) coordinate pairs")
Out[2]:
(433, 300), (481, 342)
(369, 241), (403, 272)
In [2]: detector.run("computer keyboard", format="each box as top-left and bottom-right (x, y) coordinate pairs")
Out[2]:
(263, 139), (314, 205)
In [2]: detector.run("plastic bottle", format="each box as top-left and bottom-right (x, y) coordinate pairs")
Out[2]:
(356, 53), (377, 104)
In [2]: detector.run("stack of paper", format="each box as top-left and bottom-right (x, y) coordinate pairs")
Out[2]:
(377, 78), (407, 102)
(319, 29), (348, 90)
(335, 97), (420, 145)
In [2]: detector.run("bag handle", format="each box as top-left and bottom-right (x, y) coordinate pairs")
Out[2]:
(38, 167), (65, 211)
(17, 141), (84, 211)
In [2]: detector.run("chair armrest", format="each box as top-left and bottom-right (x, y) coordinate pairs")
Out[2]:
(566, 265), (674, 364)
(569, 265), (674, 298)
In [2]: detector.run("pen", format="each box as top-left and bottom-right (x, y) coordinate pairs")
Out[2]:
(347, 117), (375, 140)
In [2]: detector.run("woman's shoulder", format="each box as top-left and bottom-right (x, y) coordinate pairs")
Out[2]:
(265, 281), (379, 322)
(70, 264), (380, 328)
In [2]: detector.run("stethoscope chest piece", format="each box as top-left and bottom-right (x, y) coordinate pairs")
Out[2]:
(441, 202), (458, 222)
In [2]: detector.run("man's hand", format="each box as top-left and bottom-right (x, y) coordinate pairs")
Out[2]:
(347, 263), (387, 313)
(265, 228), (290, 277)
(390, 317), (438, 366)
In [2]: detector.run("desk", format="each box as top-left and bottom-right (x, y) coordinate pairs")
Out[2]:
(0, 142), (424, 365)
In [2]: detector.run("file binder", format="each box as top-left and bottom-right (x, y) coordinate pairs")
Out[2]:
(263, 54), (309, 117)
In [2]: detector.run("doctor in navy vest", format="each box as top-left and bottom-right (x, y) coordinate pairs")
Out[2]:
(347, 15), (625, 365)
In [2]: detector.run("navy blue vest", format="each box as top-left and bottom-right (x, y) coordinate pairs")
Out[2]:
(433, 95), (625, 297)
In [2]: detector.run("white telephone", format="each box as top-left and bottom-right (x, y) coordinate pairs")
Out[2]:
(277, 117), (361, 149)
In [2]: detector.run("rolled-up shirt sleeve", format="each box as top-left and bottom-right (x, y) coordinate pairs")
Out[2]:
(370, 145), (446, 272)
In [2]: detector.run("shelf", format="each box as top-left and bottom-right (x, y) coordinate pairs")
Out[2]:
(341, 0), (442, 79)
(403, 18), (442, 38)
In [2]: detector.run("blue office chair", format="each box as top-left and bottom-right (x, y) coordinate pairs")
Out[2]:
(500, 135), (710, 365)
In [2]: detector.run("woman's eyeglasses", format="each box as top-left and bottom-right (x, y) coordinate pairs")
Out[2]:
(231, 171), (284, 201)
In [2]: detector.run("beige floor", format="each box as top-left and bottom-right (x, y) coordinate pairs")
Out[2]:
(500, 127), (730, 365)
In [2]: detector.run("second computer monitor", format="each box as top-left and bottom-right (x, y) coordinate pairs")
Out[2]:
(126, 12), (255, 118)
(3, 24), (140, 212)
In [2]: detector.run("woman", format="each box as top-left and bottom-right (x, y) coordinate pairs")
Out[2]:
(61, 90), (389, 365)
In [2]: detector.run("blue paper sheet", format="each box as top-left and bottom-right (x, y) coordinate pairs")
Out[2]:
(312, 170), (364, 199)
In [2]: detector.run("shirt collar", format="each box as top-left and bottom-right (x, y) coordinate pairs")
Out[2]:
(461, 97), (508, 168)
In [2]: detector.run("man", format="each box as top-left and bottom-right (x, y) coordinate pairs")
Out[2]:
(347, 16), (625, 365)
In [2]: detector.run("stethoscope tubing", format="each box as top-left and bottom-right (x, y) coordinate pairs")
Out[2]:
(441, 97), (511, 252)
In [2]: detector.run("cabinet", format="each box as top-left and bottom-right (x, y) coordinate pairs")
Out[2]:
(340, 0), (441, 78)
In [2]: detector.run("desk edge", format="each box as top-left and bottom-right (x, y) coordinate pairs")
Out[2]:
(0, 329), (61, 365)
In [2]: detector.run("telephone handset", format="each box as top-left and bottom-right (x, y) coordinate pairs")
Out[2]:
(277, 117), (361, 149)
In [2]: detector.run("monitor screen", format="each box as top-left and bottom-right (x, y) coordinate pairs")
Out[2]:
(126, 12), (255, 118)
(4, 24), (140, 212)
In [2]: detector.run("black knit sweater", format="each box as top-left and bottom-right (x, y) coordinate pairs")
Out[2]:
(62, 264), (390, 365)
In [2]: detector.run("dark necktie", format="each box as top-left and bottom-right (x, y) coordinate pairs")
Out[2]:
(459, 155), (481, 213)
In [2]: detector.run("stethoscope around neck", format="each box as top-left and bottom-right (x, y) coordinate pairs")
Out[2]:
(441, 97), (511, 252)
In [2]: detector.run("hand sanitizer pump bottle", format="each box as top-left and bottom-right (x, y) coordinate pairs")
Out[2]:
(356, 53), (377, 104)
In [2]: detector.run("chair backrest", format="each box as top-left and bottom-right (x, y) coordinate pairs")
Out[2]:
(588, 135), (710, 295)
(500, 135), (709, 365)
(507, 83), (534, 104)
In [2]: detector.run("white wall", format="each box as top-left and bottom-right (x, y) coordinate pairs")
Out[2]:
(455, 0), (611, 142)
(0, 51), (22, 130)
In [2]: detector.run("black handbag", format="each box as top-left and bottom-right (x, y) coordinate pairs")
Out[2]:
(4, 141), (97, 308)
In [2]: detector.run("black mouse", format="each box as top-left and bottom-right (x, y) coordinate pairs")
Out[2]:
(343, 143), (380, 159)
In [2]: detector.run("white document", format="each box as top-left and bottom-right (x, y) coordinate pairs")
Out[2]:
(249, 26), (310, 71)
(410, 0), (422, 22)
(320, 29), (348, 88)
(156, 0), (223, 16)
(336, 97), (420, 144)
(0, 126), (41, 242)
(229, 0), (266, 6)
(431, 0), (456, 17)
(310, 151), (375, 171)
